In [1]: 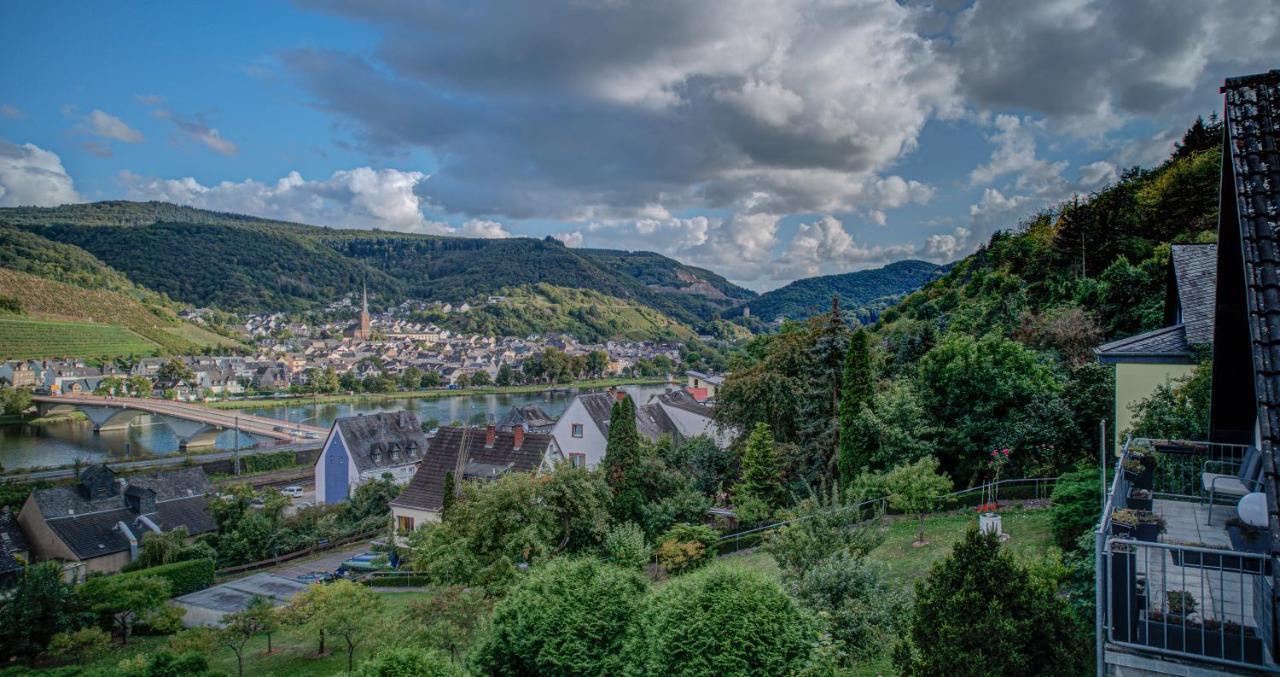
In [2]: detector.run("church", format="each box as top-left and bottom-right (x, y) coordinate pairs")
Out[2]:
(346, 285), (373, 340)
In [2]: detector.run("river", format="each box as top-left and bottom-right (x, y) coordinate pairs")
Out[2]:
(0, 384), (668, 471)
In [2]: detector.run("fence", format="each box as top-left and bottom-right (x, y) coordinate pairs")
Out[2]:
(215, 528), (382, 578)
(715, 476), (1058, 556)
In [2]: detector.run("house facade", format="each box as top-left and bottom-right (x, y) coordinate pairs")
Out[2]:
(314, 412), (428, 504)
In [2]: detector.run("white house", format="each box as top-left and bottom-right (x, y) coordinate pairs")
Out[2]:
(314, 411), (428, 505)
(550, 391), (617, 470)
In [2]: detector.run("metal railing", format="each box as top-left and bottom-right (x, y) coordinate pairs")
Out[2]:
(1097, 437), (1277, 673)
(715, 476), (1058, 556)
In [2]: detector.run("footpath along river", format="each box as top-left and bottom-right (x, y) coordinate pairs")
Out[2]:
(0, 384), (667, 471)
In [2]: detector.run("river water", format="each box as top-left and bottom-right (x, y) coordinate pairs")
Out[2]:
(0, 385), (668, 471)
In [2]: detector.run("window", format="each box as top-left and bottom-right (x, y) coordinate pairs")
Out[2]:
(570, 453), (587, 468)
(571, 423), (584, 438)
(397, 515), (415, 533)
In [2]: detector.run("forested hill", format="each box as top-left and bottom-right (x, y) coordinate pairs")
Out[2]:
(732, 260), (945, 324)
(715, 116), (1223, 497)
(0, 202), (754, 331)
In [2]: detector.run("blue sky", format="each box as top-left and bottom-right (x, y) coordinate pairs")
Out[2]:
(2, 0), (1277, 290)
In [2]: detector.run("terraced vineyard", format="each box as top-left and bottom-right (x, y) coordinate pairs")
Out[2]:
(0, 317), (157, 359)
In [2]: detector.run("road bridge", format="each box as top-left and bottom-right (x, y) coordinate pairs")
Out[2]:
(33, 394), (328, 449)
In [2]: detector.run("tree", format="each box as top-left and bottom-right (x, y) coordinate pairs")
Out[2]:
(454, 373), (470, 389)
(405, 586), (491, 667)
(838, 328), (875, 484)
(894, 529), (1088, 676)
(400, 366), (424, 391)
(44, 626), (111, 666)
(602, 395), (644, 520)
(495, 363), (514, 386)
(288, 579), (385, 673)
(654, 522), (718, 575)
(881, 457), (952, 546)
(603, 522), (650, 570)
(0, 561), (74, 658)
(1050, 466), (1103, 550)
(158, 358), (195, 384)
(1130, 362), (1211, 440)
(586, 350), (609, 378)
(4, 387), (32, 416)
(77, 574), (171, 645)
(802, 299), (848, 478)
(625, 566), (815, 675)
(127, 375), (153, 397)
(245, 594), (279, 654)
(477, 558), (648, 676)
(95, 375), (124, 395)
(469, 370), (492, 387)
(790, 551), (908, 662)
(738, 422), (785, 508)
(218, 604), (267, 677)
(765, 487), (884, 578)
(1174, 114), (1221, 158)
(420, 370), (443, 388)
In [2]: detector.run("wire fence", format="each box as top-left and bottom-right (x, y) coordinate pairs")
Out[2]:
(715, 476), (1059, 556)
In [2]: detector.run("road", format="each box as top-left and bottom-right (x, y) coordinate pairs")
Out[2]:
(33, 394), (328, 442)
(0, 439), (324, 483)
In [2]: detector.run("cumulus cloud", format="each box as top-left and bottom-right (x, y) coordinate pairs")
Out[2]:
(772, 215), (917, 279)
(83, 110), (144, 144)
(1079, 160), (1117, 186)
(924, 227), (972, 262)
(949, 0), (1280, 132)
(0, 140), (81, 207)
(457, 219), (510, 238)
(121, 167), (442, 232)
(553, 231), (584, 248)
(152, 109), (238, 155)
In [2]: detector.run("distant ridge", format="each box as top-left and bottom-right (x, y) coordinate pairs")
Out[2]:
(732, 260), (946, 323)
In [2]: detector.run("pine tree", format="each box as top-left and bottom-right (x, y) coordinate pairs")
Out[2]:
(741, 422), (784, 508)
(602, 396), (640, 490)
(838, 328), (875, 486)
(801, 297), (848, 479)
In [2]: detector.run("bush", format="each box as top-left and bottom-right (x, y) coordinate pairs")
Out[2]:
(355, 647), (462, 677)
(894, 529), (1088, 676)
(476, 557), (648, 676)
(654, 523), (718, 575)
(240, 450), (298, 474)
(625, 566), (815, 675)
(603, 522), (650, 569)
(765, 489), (884, 578)
(115, 558), (215, 597)
(790, 552), (908, 661)
(1050, 467), (1102, 550)
(44, 627), (111, 665)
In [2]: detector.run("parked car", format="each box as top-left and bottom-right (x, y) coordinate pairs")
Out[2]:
(280, 485), (304, 498)
(296, 571), (336, 584)
(337, 552), (393, 574)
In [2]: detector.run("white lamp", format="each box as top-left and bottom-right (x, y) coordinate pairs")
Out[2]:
(1238, 492), (1269, 528)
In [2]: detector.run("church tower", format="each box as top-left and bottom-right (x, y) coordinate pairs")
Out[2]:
(358, 283), (372, 340)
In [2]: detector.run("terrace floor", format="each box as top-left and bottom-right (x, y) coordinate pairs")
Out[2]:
(1143, 499), (1258, 628)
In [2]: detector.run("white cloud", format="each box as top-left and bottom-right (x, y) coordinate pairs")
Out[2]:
(457, 219), (510, 238)
(0, 140), (81, 207)
(0, 104), (24, 120)
(553, 231), (584, 247)
(1079, 160), (1117, 186)
(136, 94), (165, 106)
(153, 109), (238, 155)
(773, 215), (918, 279)
(84, 109), (144, 144)
(924, 227), (972, 261)
(969, 114), (1041, 186)
(122, 167), (441, 232)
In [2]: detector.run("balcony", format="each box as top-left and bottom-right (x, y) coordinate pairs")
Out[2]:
(1098, 438), (1279, 674)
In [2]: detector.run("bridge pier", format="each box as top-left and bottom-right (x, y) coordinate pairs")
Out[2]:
(156, 415), (224, 449)
(76, 405), (147, 433)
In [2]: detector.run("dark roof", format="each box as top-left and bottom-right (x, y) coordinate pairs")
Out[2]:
(1095, 324), (1195, 363)
(496, 404), (556, 430)
(30, 466), (215, 560)
(0, 509), (28, 575)
(658, 389), (715, 418)
(1170, 244), (1218, 344)
(637, 402), (679, 441)
(577, 392), (617, 437)
(1221, 70), (1280, 569)
(392, 426), (556, 512)
(333, 412), (429, 473)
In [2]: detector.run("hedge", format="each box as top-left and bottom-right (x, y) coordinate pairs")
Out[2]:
(113, 558), (215, 597)
(241, 450), (299, 474)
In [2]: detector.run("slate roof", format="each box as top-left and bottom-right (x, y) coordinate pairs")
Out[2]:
(1170, 244), (1218, 344)
(1222, 70), (1280, 566)
(637, 402), (679, 441)
(496, 404), (556, 431)
(577, 392), (618, 437)
(392, 426), (555, 513)
(658, 389), (716, 418)
(1095, 324), (1194, 363)
(333, 412), (428, 473)
(30, 465), (215, 561)
(0, 508), (28, 575)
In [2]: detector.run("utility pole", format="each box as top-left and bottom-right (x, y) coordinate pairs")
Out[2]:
(234, 413), (241, 476)
(1099, 420), (1107, 513)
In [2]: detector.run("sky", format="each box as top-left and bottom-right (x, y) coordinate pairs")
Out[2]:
(1, 1), (1277, 291)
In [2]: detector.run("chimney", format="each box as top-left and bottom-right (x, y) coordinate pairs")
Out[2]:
(485, 424), (496, 448)
(513, 425), (525, 450)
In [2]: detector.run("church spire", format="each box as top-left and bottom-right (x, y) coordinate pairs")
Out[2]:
(362, 282), (368, 315)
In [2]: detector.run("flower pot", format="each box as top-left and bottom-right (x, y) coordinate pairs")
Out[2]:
(1169, 549), (1271, 576)
(1227, 525), (1273, 555)
(1135, 522), (1160, 542)
(979, 512), (1002, 537)
(1137, 616), (1264, 665)
(1111, 521), (1136, 538)
(1127, 492), (1152, 512)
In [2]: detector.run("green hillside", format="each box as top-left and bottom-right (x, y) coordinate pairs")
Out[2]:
(0, 317), (157, 360)
(733, 260), (945, 324)
(0, 202), (754, 330)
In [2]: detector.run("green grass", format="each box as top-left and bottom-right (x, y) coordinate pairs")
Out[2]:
(0, 317), (157, 359)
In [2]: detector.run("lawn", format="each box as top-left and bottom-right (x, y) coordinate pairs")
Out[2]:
(0, 317), (157, 359)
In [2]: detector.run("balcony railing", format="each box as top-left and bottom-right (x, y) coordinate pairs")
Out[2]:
(1097, 437), (1278, 673)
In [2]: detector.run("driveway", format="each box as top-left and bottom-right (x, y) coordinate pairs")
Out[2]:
(268, 540), (376, 581)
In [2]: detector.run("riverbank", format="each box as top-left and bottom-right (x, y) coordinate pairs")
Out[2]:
(0, 411), (86, 426)
(207, 377), (668, 410)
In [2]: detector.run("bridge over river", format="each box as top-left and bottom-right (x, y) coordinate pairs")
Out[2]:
(33, 394), (329, 449)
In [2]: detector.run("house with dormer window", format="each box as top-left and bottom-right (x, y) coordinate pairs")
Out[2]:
(314, 412), (429, 504)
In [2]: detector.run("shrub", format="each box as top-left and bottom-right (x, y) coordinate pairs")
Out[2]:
(654, 523), (718, 575)
(790, 552), (908, 661)
(603, 522), (650, 569)
(44, 627), (111, 665)
(1049, 467), (1102, 550)
(765, 489), (884, 578)
(115, 558), (215, 597)
(625, 566), (816, 675)
(355, 648), (462, 677)
(241, 450), (297, 474)
(476, 557), (648, 676)
(894, 529), (1088, 676)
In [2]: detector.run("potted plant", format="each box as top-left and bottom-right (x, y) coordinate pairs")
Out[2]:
(1168, 542), (1271, 576)
(1138, 609), (1265, 665)
(1111, 508), (1139, 537)
(1127, 487), (1153, 511)
(1153, 439), (1205, 456)
(1123, 455), (1155, 490)
(1226, 516), (1274, 555)
(1135, 512), (1165, 542)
